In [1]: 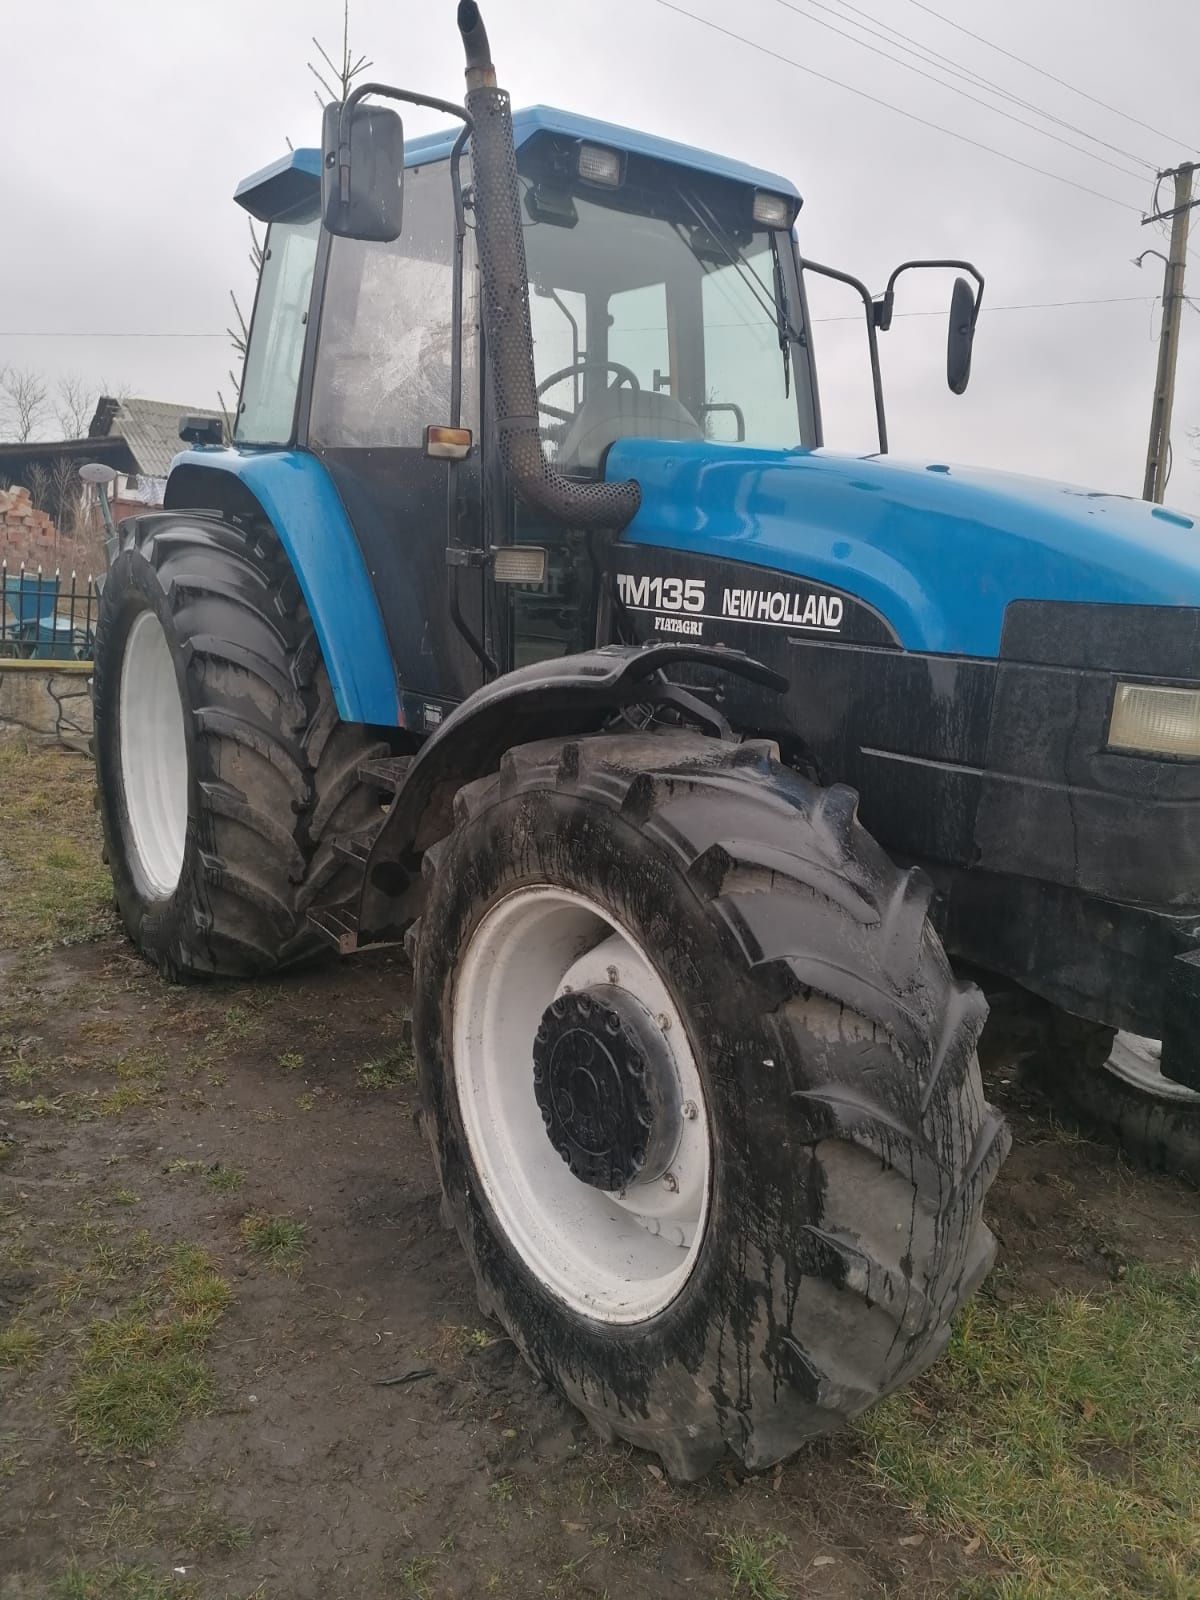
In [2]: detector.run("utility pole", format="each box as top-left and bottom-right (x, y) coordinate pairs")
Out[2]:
(1141, 162), (1196, 504)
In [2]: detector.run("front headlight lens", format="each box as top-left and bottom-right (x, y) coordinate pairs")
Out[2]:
(1108, 682), (1200, 757)
(752, 190), (793, 228)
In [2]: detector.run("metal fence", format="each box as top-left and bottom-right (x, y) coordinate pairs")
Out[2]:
(0, 562), (99, 664)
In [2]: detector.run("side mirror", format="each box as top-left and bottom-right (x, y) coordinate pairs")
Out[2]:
(947, 275), (977, 395)
(321, 101), (405, 242)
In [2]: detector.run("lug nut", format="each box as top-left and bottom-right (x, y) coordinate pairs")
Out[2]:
(681, 1100), (698, 1120)
(657, 1013), (671, 1031)
(662, 1171), (678, 1192)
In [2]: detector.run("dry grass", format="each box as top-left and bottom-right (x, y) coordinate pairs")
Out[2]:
(0, 735), (115, 950)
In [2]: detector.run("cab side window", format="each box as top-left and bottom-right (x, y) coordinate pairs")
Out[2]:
(235, 207), (321, 446)
(311, 164), (475, 448)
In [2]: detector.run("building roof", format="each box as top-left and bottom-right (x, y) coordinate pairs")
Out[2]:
(0, 433), (133, 477)
(236, 104), (801, 221)
(89, 396), (224, 481)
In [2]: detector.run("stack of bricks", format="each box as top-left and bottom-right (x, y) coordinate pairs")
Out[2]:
(0, 486), (59, 570)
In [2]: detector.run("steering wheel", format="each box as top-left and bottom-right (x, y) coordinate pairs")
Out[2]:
(535, 360), (640, 424)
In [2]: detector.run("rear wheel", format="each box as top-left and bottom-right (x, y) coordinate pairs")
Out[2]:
(411, 731), (1008, 1477)
(1008, 999), (1200, 1186)
(92, 511), (390, 978)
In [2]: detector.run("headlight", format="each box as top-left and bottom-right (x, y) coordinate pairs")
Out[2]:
(752, 190), (793, 228)
(578, 144), (622, 187)
(1108, 682), (1200, 757)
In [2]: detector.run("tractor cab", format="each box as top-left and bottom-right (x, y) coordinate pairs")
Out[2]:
(225, 110), (821, 694)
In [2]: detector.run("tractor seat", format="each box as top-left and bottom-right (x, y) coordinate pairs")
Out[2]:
(554, 387), (702, 474)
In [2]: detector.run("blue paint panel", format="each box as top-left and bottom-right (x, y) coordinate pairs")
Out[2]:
(607, 439), (1200, 659)
(407, 108), (802, 195)
(238, 104), (801, 213)
(235, 149), (322, 220)
(170, 448), (399, 726)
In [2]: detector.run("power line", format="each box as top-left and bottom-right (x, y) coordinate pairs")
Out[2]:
(655, 1), (1145, 214)
(823, 0), (1158, 170)
(771, 0), (1148, 183)
(0, 331), (229, 339)
(5, 295), (1160, 345)
(809, 293), (1158, 323)
(900, 0), (1199, 153)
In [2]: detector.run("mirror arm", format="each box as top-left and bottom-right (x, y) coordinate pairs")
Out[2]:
(334, 83), (474, 211)
(800, 257), (889, 455)
(878, 259), (986, 328)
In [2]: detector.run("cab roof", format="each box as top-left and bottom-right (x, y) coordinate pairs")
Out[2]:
(234, 104), (801, 221)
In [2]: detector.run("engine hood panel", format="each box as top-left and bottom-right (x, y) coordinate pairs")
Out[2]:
(605, 439), (1200, 658)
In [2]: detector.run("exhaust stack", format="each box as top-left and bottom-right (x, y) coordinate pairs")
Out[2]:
(455, 1), (641, 532)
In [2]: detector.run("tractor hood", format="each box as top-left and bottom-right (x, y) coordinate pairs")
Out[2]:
(607, 438), (1200, 659)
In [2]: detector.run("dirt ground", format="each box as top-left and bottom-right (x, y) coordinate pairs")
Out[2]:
(2, 741), (1199, 1600)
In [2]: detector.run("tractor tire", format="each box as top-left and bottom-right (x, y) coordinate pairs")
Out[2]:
(1005, 998), (1200, 1187)
(410, 731), (1009, 1478)
(92, 512), (390, 979)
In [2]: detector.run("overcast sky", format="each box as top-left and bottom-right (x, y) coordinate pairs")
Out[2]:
(3, 0), (1198, 506)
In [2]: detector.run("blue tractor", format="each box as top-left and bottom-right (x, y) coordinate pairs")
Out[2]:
(92, 2), (1199, 1476)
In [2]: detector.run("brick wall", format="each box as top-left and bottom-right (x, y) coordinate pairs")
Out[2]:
(0, 486), (60, 570)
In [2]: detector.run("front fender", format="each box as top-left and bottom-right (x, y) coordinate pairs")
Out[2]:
(356, 643), (786, 944)
(167, 448), (399, 726)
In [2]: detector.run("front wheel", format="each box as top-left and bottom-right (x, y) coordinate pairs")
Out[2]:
(411, 732), (1009, 1477)
(92, 512), (390, 978)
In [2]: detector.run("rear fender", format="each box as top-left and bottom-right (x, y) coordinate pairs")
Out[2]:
(166, 449), (400, 726)
(357, 643), (787, 944)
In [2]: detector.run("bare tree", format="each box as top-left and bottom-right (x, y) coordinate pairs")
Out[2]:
(49, 455), (86, 538)
(25, 461), (51, 517)
(226, 6), (371, 397)
(54, 374), (96, 439)
(227, 219), (265, 363)
(1, 367), (50, 443)
(308, 2), (372, 107)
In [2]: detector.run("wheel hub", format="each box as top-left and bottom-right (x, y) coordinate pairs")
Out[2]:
(532, 985), (682, 1192)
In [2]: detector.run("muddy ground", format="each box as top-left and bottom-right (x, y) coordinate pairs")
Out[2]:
(2, 747), (1199, 1599)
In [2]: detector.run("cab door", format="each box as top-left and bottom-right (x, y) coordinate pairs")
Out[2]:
(304, 161), (484, 715)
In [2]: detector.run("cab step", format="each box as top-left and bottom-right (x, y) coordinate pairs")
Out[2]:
(358, 754), (414, 796)
(307, 900), (362, 955)
(307, 759), (414, 954)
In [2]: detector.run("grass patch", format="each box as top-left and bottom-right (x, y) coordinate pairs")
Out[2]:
(398, 1555), (439, 1597)
(179, 1503), (253, 1553)
(357, 1038), (414, 1091)
(11, 1092), (65, 1116)
(54, 1559), (196, 1599)
(0, 1320), (44, 1369)
(861, 1265), (1200, 1598)
(205, 1163), (244, 1193)
(98, 1049), (166, 1116)
(0, 1032), (45, 1088)
(67, 1244), (231, 1455)
(277, 1050), (305, 1072)
(240, 1212), (307, 1269)
(0, 737), (116, 951)
(719, 1530), (790, 1599)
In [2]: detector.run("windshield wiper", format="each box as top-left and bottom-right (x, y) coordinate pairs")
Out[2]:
(678, 188), (801, 397)
(770, 232), (792, 399)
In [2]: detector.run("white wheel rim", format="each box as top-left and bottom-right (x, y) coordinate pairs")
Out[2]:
(1105, 1031), (1200, 1105)
(118, 608), (189, 898)
(452, 886), (711, 1324)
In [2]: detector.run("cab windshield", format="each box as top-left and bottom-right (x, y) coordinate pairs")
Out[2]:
(521, 151), (813, 471)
